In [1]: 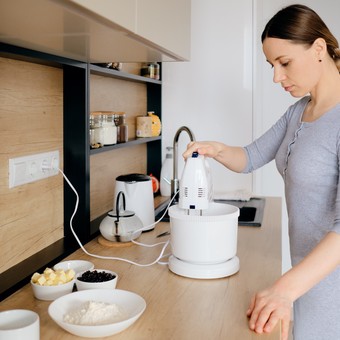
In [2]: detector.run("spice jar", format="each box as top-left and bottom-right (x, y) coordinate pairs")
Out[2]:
(101, 114), (117, 145)
(140, 63), (160, 79)
(116, 113), (129, 143)
(152, 63), (160, 80)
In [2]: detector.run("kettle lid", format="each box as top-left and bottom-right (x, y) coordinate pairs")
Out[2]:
(116, 173), (151, 182)
(108, 210), (135, 218)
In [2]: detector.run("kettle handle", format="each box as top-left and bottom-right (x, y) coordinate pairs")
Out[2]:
(115, 191), (126, 222)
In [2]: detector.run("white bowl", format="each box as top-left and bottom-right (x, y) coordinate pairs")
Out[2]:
(31, 279), (75, 301)
(0, 309), (40, 340)
(53, 260), (94, 274)
(169, 202), (239, 264)
(48, 289), (146, 338)
(76, 269), (118, 291)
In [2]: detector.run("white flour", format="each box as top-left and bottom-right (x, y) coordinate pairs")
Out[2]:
(63, 301), (127, 325)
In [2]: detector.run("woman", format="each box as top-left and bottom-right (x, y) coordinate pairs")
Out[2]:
(184, 4), (340, 340)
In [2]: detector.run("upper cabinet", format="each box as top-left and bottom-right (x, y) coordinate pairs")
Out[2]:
(0, 0), (190, 62)
(136, 0), (191, 61)
(67, 0), (136, 32)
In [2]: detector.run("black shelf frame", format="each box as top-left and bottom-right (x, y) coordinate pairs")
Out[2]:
(90, 64), (162, 85)
(0, 43), (162, 300)
(90, 136), (161, 155)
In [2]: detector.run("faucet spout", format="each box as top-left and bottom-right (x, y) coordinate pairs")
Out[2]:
(171, 126), (195, 200)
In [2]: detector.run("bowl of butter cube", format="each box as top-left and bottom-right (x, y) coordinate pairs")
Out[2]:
(31, 267), (76, 301)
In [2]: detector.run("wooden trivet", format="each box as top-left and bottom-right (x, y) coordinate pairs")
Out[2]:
(97, 235), (133, 248)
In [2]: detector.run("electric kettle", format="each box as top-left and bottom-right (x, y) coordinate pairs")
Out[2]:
(115, 173), (155, 231)
(99, 191), (143, 242)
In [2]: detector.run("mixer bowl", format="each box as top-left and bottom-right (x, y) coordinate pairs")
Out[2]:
(169, 203), (239, 264)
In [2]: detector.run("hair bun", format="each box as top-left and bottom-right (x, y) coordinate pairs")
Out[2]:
(333, 47), (340, 58)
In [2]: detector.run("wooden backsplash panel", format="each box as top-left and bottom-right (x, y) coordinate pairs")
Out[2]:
(90, 145), (147, 220)
(0, 57), (63, 273)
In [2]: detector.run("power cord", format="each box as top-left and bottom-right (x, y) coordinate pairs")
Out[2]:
(59, 168), (175, 267)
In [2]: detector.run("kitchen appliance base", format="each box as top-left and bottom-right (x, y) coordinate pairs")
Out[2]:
(168, 255), (240, 279)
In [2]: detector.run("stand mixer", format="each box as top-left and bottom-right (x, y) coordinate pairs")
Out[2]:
(168, 152), (240, 279)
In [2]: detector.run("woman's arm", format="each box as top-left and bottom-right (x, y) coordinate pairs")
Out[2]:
(247, 231), (340, 340)
(183, 141), (247, 173)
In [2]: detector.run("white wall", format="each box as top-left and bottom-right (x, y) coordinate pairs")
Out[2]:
(161, 0), (253, 194)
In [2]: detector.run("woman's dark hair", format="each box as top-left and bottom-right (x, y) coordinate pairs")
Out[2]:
(262, 4), (340, 70)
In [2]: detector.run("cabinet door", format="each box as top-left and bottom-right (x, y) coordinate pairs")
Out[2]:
(136, 0), (191, 60)
(67, 0), (136, 32)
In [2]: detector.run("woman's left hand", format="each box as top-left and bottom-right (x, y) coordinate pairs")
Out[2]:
(247, 232), (340, 339)
(246, 285), (292, 340)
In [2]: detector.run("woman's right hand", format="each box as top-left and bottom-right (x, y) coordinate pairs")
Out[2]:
(183, 141), (225, 159)
(183, 141), (247, 173)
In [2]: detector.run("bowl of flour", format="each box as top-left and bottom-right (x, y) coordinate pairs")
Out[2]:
(48, 289), (146, 337)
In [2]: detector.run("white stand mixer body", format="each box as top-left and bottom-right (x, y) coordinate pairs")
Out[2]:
(169, 202), (239, 264)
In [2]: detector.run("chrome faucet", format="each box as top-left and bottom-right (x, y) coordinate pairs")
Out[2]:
(171, 126), (195, 200)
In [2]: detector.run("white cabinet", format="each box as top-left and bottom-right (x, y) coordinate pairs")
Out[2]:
(136, 0), (191, 60)
(0, 0), (190, 62)
(68, 0), (191, 60)
(67, 0), (136, 32)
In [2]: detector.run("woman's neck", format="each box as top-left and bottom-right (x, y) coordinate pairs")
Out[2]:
(305, 62), (340, 122)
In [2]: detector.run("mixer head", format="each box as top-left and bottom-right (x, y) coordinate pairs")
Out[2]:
(179, 152), (212, 212)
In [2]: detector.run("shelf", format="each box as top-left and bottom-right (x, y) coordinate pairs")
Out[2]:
(90, 136), (161, 155)
(0, 44), (162, 300)
(89, 64), (162, 85)
(0, 42), (86, 69)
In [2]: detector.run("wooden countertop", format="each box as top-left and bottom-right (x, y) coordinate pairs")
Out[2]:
(0, 197), (282, 339)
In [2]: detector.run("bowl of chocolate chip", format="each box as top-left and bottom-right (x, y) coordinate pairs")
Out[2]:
(76, 269), (118, 291)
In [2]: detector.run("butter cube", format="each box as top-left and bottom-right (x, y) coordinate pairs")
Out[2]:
(31, 272), (41, 283)
(65, 269), (75, 282)
(37, 275), (47, 286)
(46, 271), (57, 281)
(43, 268), (53, 275)
(55, 271), (67, 284)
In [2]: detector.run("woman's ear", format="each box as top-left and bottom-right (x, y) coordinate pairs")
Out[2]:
(313, 38), (327, 61)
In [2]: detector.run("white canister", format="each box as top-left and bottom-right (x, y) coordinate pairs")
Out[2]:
(169, 202), (239, 264)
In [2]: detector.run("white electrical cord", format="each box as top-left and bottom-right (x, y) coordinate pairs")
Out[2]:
(59, 168), (175, 267)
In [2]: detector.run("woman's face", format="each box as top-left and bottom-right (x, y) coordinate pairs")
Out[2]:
(262, 37), (322, 97)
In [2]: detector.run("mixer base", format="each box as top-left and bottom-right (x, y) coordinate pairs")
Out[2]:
(168, 255), (240, 279)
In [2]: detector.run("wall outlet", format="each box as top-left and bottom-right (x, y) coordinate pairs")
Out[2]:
(9, 150), (60, 188)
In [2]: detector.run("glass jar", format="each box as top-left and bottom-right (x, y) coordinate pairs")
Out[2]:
(89, 115), (96, 146)
(153, 63), (160, 80)
(101, 114), (117, 145)
(90, 114), (104, 147)
(118, 113), (128, 143)
(140, 63), (158, 79)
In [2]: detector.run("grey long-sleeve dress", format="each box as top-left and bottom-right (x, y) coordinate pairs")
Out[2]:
(243, 96), (340, 339)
